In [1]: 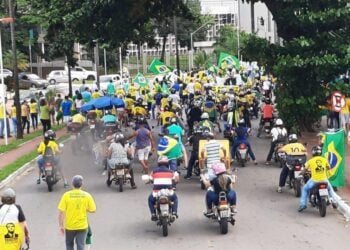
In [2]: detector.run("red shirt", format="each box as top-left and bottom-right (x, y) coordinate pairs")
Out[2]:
(262, 104), (274, 119)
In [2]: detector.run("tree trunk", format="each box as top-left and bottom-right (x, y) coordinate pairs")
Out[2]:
(160, 34), (167, 62)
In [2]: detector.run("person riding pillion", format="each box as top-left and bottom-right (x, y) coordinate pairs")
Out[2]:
(265, 118), (288, 165)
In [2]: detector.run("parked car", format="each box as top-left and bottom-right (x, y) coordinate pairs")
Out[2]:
(18, 72), (48, 89)
(65, 66), (97, 81)
(99, 74), (122, 91)
(0, 69), (13, 79)
(47, 70), (82, 84)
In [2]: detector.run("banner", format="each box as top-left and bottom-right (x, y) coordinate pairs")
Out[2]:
(322, 129), (345, 187)
(133, 72), (149, 87)
(148, 59), (171, 74)
(218, 52), (240, 70)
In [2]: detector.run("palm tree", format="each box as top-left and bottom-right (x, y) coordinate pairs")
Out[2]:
(194, 50), (210, 68)
(3, 50), (29, 71)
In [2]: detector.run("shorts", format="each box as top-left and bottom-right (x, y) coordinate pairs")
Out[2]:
(137, 146), (151, 161)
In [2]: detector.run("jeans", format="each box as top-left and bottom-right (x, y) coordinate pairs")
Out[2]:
(0, 118), (4, 136)
(148, 193), (178, 214)
(41, 119), (51, 133)
(12, 118), (17, 136)
(169, 159), (177, 172)
(206, 190), (237, 209)
(186, 151), (198, 177)
(65, 229), (87, 250)
(231, 140), (256, 161)
(31, 113), (38, 129)
(22, 116), (30, 134)
(37, 156), (60, 171)
(300, 179), (335, 207)
(266, 141), (277, 161)
(278, 164), (289, 187)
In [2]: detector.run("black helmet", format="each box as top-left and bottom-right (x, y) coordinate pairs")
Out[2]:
(170, 88), (176, 94)
(265, 98), (271, 104)
(288, 134), (298, 143)
(114, 133), (124, 143)
(44, 130), (56, 140)
(311, 146), (322, 156)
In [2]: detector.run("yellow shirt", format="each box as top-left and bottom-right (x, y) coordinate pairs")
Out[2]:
(115, 88), (125, 97)
(129, 86), (138, 97)
(11, 106), (16, 118)
(160, 111), (175, 125)
(194, 82), (202, 92)
(58, 189), (96, 230)
(132, 106), (148, 116)
(72, 113), (86, 124)
(125, 98), (135, 110)
(305, 156), (328, 182)
(160, 98), (169, 109)
(37, 141), (59, 155)
(281, 143), (307, 156)
(341, 98), (350, 114)
(0, 222), (24, 250)
(21, 104), (29, 117)
(29, 103), (37, 114)
(0, 104), (4, 119)
(91, 91), (101, 99)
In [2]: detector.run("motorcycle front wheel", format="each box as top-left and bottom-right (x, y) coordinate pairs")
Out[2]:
(219, 217), (228, 234)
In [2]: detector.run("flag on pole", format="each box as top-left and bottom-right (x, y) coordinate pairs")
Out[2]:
(133, 72), (149, 87)
(322, 129), (345, 187)
(149, 59), (171, 74)
(218, 52), (240, 70)
(207, 62), (218, 74)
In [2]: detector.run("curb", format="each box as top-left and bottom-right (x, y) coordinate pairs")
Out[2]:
(0, 137), (70, 190)
(334, 193), (350, 221)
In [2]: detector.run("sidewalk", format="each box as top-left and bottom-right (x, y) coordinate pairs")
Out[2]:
(0, 128), (67, 170)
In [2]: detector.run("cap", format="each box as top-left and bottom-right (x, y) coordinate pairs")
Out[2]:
(2, 188), (16, 198)
(72, 175), (83, 188)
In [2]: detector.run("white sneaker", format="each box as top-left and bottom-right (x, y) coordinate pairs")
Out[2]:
(101, 170), (107, 176)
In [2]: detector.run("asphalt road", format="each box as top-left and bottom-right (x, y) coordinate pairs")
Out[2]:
(3, 119), (350, 250)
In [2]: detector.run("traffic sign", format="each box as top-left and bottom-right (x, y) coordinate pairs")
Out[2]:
(331, 91), (345, 112)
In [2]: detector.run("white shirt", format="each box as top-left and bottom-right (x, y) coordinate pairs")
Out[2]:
(169, 94), (181, 104)
(271, 127), (288, 142)
(263, 80), (271, 91)
(0, 204), (25, 224)
(186, 83), (194, 94)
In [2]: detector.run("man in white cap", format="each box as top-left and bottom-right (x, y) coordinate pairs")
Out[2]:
(58, 175), (96, 250)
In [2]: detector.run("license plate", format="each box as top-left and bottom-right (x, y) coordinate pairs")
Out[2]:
(90, 124), (95, 129)
(116, 169), (124, 176)
(319, 188), (328, 196)
(294, 171), (301, 178)
(220, 210), (229, 218)
(160, 204), (169, 214)
(45, 166), (52, 171)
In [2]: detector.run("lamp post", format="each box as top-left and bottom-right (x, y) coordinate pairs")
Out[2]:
(236, 0), (241, 60)
(190, 20), (214, 69)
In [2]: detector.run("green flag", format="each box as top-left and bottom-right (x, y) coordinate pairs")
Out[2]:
(207, 62), (218, 74)
(133, 72), (149, 87)
(149, 59), (171, 74)
(218, 52), (240, 70)
(322, 129), (345, 187)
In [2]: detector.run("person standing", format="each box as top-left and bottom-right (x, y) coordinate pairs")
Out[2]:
(0, 98), (10, 138)
(40, 99), (51, 133)
(61, 96), (73, 124)
(21, 100), (30, 134)
(10, 104), (17, 137)
(55, 94), (63, 125)
(58, 175), (96, 250)
(29, 98), (38, 130)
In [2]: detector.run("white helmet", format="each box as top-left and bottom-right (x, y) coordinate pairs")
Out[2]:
(275, 118), (283, 126)
(201, 112), (209, 119)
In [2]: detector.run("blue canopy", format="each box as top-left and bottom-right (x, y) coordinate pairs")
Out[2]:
(80, 96), (125, 112)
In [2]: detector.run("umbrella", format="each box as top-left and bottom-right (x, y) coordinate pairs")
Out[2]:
(80, 99), (96, 112)
(80, 96), (125, 112)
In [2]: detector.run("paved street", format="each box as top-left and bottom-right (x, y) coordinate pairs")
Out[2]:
(2, 120), (350, 250)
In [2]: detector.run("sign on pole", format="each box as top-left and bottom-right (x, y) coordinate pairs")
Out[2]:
(331, 91), (345, 112)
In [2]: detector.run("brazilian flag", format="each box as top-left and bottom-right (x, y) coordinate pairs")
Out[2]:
(218, 52), (240, 70)
(149, 59), (171, 74)
(322, 129), (345, 187)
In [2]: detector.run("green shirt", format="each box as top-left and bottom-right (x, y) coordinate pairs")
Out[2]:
(40, 105), (50, 120)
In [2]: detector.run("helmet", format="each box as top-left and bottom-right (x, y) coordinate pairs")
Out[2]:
(288, 134), (298, 143)
(265, 98), (271, 104)
(212, 162), (226, 175)
(311, 146), (322, 156)
(1, 188), (16, 204)
(105, 110), (111, 115)
(170, 117), (177, 124)
(193, 100), (201, 107)
(158, 155), (169, 165)
(238, 119), (245, 126)
(275, 118), (283, 126)
(201, 112), (209, 120)
(114, 133), (124, 143)
(170, 88), (176, 94)
(44, 130), (56, 140)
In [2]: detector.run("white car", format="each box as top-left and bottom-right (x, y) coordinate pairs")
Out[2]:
(0, 69), (13, 79)
(99, 74), (122, 91)
(47, 70), (83, 84)
(66, 66), (97, 81)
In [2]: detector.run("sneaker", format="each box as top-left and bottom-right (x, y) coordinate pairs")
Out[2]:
(184, 175), (192, 180)
(298, 205), (307, 212)
(254, 161), (258, 165)
(131, 184), (137, 189)
(265, 161), (271, 165)
(151, 214), (157, 221)
(172, 212), (178, 219)
(329, 198), (338, 209)
(204, 210), (214, 217)
(101, 170), (107, 176)
(36, 179), (41, 184)
(277, 187), (282, 193)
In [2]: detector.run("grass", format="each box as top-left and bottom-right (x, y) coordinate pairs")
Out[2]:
(0, 132), (70, 182)
(0, 124), (65, 154)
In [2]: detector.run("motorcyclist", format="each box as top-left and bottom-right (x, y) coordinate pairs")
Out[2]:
(203, 95), (221, 132)
(198, 113), (215, 132)
(147, 156), (179, 221)
(158, 106), (176, 132)
(101, 110), (117, 124)
(202, 162), (237, 216)
(167, 117), (187, 169)
(107, 133), (136, 189)
(276, 134), (307, 193)
(186, 100), (202, 136)
(36, 130), (68, 187)
(260, 98), (274, 126)
(157, 130), (183, 172)
(298, 146), (337, 212)
(168, 88), (181, 106)
(265, 118), (288, 165)
(132, 98), (148, 117)
(200, 131), (227, 169)
(231, 119), (258, 164)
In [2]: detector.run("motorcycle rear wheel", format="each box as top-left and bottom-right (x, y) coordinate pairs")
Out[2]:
(219, 217), (228, 234)
(161, 217), (168, 237)
(293, 179), (301, 197)
(119, 179), (124, 192)
(46, 176), (54, 192)
(319, 198), (327, 217)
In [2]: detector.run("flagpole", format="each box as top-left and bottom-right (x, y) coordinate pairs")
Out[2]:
(0, 29), (8, 145)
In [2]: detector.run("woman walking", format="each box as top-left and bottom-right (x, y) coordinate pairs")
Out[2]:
(40, 99), (51, 133)
(29, 98), (38, 130)
(21, 100), (30, 134)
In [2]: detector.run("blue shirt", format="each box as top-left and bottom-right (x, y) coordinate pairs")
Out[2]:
(82, 91), (92, 103)
(101, 114), (117, 123)
(61, 100), (72, 116)
(234, 127), (249, 141)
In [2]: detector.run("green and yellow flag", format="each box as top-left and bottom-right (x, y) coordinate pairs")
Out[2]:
(133, 72), (149, 87)
(218, 52), (240, 70)
(322, 129), (345, 187)
(207, 63), (218, 74)
(149, 59), (171, 74)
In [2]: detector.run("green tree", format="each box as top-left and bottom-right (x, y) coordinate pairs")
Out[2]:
(194, 51), (210, 68)
(3, 50), (28, 71)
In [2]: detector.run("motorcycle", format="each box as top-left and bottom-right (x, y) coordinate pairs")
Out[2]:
(42, 146), (61, 192)
(309, 181), (333, 217)
(153, 189), (176, 237)
(87, 111), (98, 141)
(236, 143), (249, 167)
(273, 142), (287, 167)
(257, 118), (273, 138)
(284, 155), (307, 197)
(106, 163), (132, 192)
(102, 122), (120, 139)
(206, 191), (235, 234)
(223, 124), (234, 146)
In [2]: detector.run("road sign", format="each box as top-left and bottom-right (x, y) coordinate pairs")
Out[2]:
(331, 91), (345, 112)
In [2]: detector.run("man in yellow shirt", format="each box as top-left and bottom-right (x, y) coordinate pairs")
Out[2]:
(91, 89), (101, 99)
(277, 134), (307, 193)
(158, 106), (176, 128)
(0, 98), (11, 138)
(71, 112), (86, 124)
(298, 146), (336, 212)
(340, 96), (350, 134)
(58, 175), (96, 250)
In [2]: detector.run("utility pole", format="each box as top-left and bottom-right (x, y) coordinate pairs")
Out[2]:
(9, 0), (22, 139)
(173, 16), (180, 76)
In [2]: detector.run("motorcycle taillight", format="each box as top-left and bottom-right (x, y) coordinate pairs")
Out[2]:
(319, 184), (328, 189)
(159, 197), (169, 204)
(239, 144), (247, 149)
(295, 165), (301, 170)
(219, 200), (228, 206)
(45, 163), (52, 167)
